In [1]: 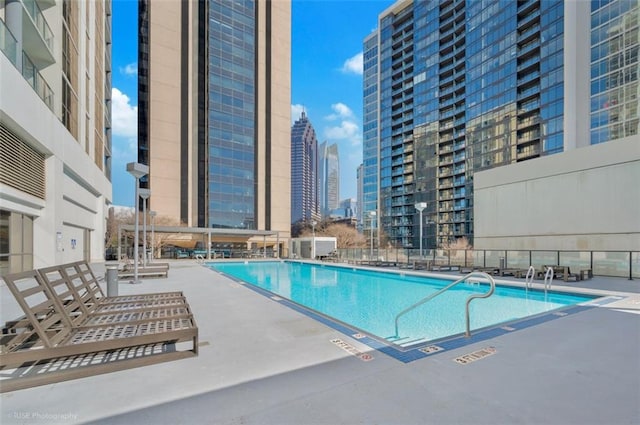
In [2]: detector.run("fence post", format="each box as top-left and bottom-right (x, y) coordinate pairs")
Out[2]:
(630, 251), (633, 280)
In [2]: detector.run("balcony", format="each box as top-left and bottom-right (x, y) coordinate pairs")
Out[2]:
(1, 20), (54, 111)
(19, 0), (55, 68)
(517, 8), (540, 30)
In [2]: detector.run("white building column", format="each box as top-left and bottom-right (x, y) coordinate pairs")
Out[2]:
(5, 0), (23, 72)
(563, 0), (591, 150)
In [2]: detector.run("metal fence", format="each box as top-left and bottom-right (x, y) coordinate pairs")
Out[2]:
(335, 248), (639, 280)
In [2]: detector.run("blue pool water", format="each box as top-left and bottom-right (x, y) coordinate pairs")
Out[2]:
(210, 261), (595, 347)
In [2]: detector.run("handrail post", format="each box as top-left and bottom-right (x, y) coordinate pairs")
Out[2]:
(394, 272), (495, 338)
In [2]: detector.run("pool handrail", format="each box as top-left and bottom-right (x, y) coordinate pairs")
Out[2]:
(525, 266), (536, 289)
(393, 272), (496, 339)
(543, 266), (554, 291)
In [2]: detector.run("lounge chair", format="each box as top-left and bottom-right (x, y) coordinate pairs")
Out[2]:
(38, 262), (190, 327)
(1, 269), (198, 392)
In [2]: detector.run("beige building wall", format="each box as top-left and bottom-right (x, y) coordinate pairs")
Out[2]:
(474, 137), (640, 251)
(269, 0), (292, 238)
(147, 0), (184, 223)
(145, 0), (291, 241)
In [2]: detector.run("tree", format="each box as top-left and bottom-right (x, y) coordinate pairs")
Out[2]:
(105, 207), (186, 258)
(318, 223), (366, 248)
(441, 236), (473, 253)
(105, 207), (134, 248)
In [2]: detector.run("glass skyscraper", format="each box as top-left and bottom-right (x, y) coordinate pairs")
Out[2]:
(318, 141), (340, 217)
(138, 0), (291, 237)
(364, 0), (638, 249)
(291, 112), (319, 223)
(590, 0), (639, 145)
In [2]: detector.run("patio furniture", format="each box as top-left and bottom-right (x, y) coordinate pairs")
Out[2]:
(580, 269), (593, 280)
(1, 267), (198, 392)
(542, 265), (580, 282)
(38, 262), (189, 326)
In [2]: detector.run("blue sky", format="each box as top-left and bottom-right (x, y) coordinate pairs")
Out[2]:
(111, 0), (395, 207)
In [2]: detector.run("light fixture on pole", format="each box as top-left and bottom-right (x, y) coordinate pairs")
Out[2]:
(149, 210), (157, 261)
(139, 188), (151, 267)
(415, 202), (427, 259)
(311, 220), (317, 259)
(126, 162), (149, 284)
(369, 211), (376, 260)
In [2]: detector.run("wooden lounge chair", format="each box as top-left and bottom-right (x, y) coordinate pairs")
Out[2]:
(1, 269), (198, 392)
(42, 261), (183, 307)
(38, 263), (191, 328)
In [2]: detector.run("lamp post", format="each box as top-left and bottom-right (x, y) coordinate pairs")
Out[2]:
(311, 220), (317, 259)
(149, 210), (156, 261)
(139, 188), (151, 267)
(369, 211), (376, 260)
(126, 162), (149, 284)
(415, 202), (427, 259)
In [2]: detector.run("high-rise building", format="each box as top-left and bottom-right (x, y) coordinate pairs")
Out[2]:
(318, 141), (340, 216)
(291, 111), (319, 223)
(1, 0), (113, 274)
(362, 32), (379, 232)
(138, 1), (291, 241)
(356, 163), (364, 229)
(364, 0), (638, 249)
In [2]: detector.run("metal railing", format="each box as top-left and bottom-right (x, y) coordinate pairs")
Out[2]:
(394, 272), (495, 338)
(334, 248), (639, 280)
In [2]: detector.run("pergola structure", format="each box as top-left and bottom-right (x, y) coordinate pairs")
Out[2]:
(117, 224), (284, 260)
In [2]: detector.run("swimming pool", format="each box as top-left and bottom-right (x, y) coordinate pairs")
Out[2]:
(209, 261), (595, 347)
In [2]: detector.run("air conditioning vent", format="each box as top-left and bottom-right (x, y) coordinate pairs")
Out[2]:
(0, 124), (46, 199)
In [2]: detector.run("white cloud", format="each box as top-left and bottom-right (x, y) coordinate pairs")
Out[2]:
(111, 88), (137, 138)
(341, 52), (363, 75)
(325, 120), (360, 144)
(111, 88), (138, 161)
(322, 102), (362, 148)
(325, 102), (354, 121)
(291, 104), (305, 125)
(119, 63), (137, 76)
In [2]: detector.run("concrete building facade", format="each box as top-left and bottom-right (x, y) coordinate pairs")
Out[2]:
(290, 111), (318, 223)
(364, 0), (638, 250)
(1, 0), (113, 274)
(474, 137), (639, 251)
(138, 0), (291, 247)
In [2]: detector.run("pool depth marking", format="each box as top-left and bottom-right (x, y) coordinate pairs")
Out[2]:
(454, 346), (497, 365)
(330, 339), (374, 362)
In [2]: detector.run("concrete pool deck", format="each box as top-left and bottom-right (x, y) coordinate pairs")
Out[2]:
(1, 260), (639, 424)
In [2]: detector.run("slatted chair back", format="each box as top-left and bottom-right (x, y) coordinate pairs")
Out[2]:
(67, 261), (106, 303)
(2, 270), (73, 348)
(39, 265), (92, 324)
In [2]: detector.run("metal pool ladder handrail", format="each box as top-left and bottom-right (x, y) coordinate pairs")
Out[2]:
(525, 266), (536, 289)
(394, 272), (496, 338)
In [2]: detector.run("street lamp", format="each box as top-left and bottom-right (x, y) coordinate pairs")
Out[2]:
(139, 188), (151, 267)
(149, 210), (157, 261)
(415, 202), (427, 258)
(369, 211), (376, 260)
(311, 220), (317, 259)
(126, 162), (149, 284)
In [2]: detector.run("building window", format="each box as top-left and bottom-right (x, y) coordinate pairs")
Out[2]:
(0, 209), (34, 275)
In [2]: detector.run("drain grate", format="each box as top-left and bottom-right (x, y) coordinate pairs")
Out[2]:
(453, 346), (497, 365)
(270, 296), (283, 301)
(501, 326), (515, 331)
(352, 333), (366, 339)
(552, 311), (568, 317)
(419, 345), (444, 354)
(330, 338), (374, 361)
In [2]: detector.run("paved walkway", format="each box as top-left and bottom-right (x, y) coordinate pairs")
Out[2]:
(1, 260), (638, 424)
